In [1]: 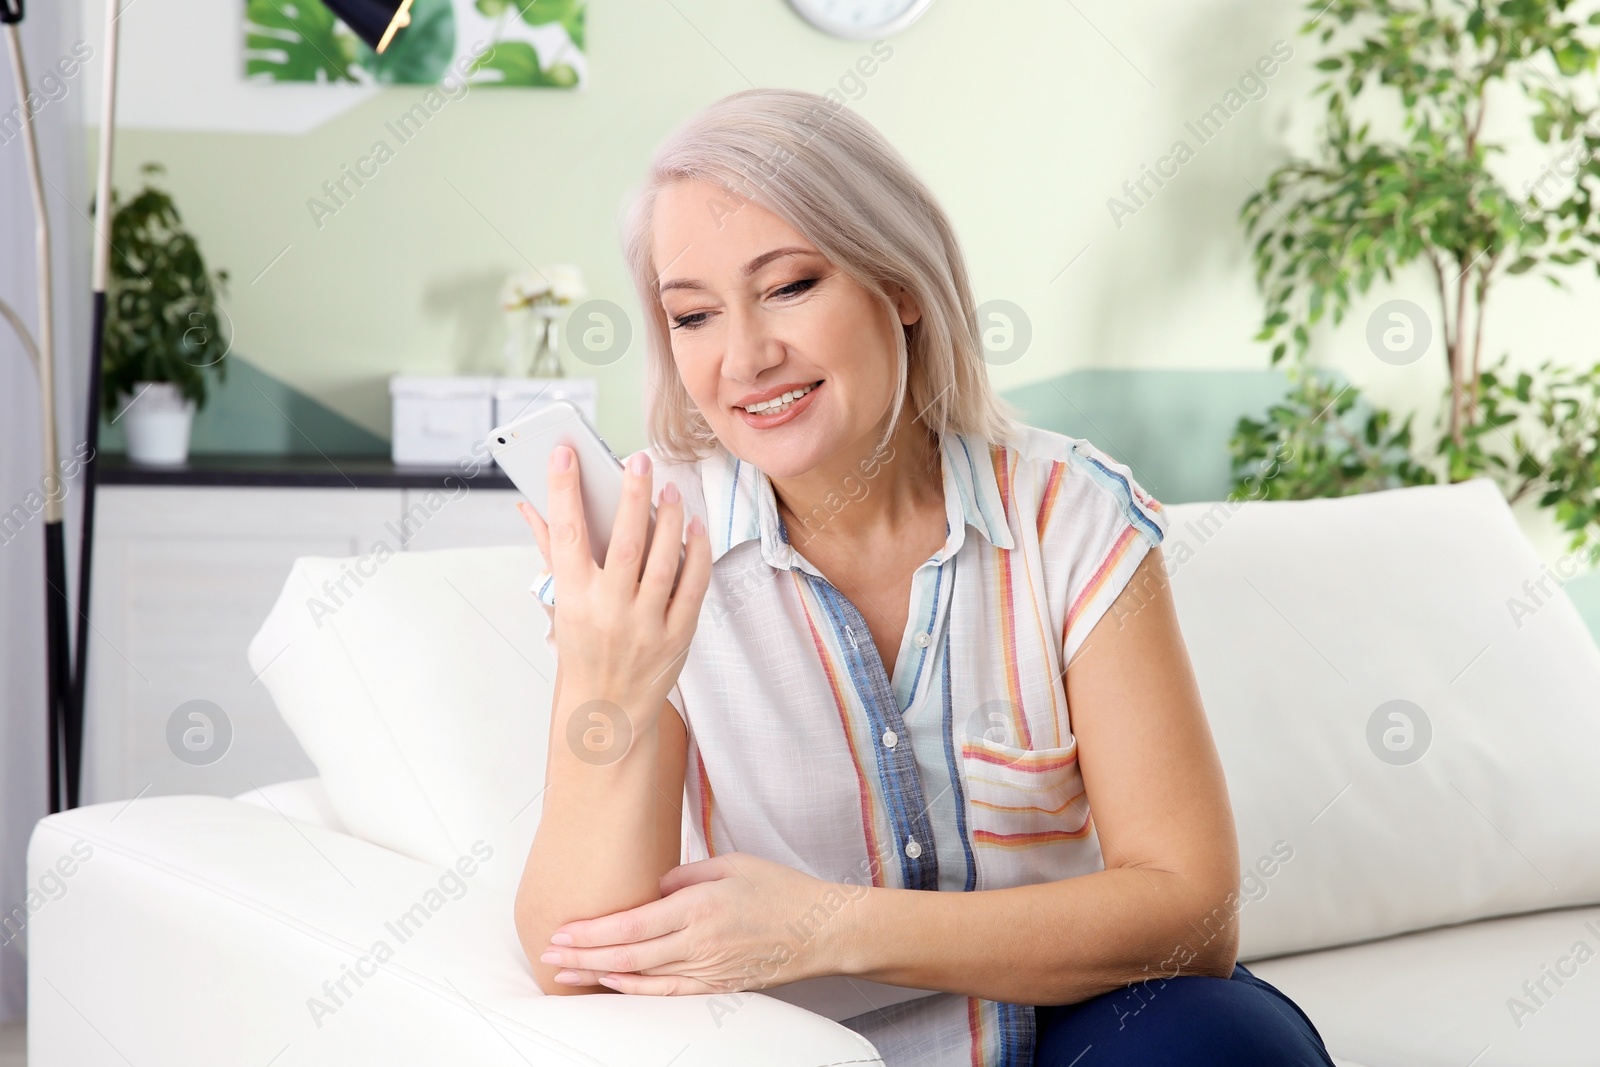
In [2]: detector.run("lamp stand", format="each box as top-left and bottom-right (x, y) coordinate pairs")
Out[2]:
(3, 2), (68, 814)
(66, 0), (122, 812)
(0, 0), (120, 812)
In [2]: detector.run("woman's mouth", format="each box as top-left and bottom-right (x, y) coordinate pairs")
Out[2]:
(736, 380), (823, 428)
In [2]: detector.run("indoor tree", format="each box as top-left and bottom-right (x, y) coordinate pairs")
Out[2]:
(1233, 0), (1600, 561)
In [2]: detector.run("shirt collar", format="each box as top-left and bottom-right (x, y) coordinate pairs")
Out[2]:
(700, 430), (1015, 572)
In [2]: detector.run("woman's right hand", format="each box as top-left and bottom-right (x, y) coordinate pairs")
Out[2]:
(516, 446), (711, 709)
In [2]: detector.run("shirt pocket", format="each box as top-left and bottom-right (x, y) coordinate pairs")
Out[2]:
(957, 735), (1101, 890)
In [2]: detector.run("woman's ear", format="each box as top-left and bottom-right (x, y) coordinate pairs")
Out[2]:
(893, 285), (923, 327)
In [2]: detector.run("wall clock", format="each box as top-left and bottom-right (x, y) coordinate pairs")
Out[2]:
(786, 0), (935, 39)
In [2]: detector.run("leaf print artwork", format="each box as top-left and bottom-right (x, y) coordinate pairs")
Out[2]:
(243, 0), (587, 88)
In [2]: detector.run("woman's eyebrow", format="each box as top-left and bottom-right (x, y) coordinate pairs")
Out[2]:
(658, 246), (817, 294)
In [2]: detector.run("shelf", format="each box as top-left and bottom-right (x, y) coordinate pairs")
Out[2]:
(95, 452), (513, 491)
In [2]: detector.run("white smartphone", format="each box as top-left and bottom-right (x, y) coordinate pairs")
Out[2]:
(486, 401), (682, 584)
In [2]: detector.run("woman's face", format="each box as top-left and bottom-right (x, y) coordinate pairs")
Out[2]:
(652, 178), (920, 480)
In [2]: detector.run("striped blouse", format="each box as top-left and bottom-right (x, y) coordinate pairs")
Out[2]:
(532, 424), (1168, 1067)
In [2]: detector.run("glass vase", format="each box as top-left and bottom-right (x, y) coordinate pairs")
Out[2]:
(529, 310), (564, 378)
(503, 309), (565, 378)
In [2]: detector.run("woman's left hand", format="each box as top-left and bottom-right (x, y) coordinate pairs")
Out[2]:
(538, 853), (861, 995)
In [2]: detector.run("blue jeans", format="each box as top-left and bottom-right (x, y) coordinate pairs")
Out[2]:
(1031, 962), (1337, 1066)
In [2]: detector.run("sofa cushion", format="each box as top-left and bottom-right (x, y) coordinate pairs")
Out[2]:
(1245, 905), (1600, 1067)
(246, 546), (554, 882)
(1163, 478), (1600, 959)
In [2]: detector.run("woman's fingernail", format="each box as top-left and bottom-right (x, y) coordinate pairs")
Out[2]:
(597, 975), (620, 987)
(628, 452), (650, 476)
(551, 446), (571, 472)
(551, 932), (574, 945)
(662, 481), (680, 504)
(687, 515), (705, 537)
(540, 951), (561, 964)
(554, 970), (579, 983)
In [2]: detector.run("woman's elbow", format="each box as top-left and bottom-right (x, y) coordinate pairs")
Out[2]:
(1181, 873), (1242, 978)
(515, 891), (608, 997)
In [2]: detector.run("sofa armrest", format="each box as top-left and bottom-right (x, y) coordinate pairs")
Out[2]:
(27, 796), (884, 1067)
(232, 776), (348, 833)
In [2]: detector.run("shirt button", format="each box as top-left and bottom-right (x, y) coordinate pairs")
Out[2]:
(913, 631), (930, 648)
(882, 729), (898, 749)
(904, 838), (922, 859)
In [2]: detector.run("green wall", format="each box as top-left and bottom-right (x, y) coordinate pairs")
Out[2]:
(87, 0), (1600, 636)
(97, 0), (1324, 462)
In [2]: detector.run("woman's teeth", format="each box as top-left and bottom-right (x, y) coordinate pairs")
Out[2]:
(743, 382), (817, 415)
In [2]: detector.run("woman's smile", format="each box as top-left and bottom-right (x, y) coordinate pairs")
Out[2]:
(734, 379), (824, 429)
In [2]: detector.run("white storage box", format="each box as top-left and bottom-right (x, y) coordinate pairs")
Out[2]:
(390, 376), (599, 467)
(493, 376), (597, 429)
(389, 376), (494, 467)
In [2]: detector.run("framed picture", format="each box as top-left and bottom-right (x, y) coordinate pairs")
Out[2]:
(244, 0), (587, 88)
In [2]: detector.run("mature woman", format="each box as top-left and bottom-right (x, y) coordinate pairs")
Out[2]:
(513, 87), (1337, 1067)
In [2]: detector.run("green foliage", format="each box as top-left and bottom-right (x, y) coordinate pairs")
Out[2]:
(471, 41), (579, 87)
(473, 0), (586, 81)
(245, 0), (587, 86)
(1243, 0), (1600, 369)
(561, 2), (586, 52)
(1443, 355), (1600, 563)
(357, 0), (456, 84)
(1232, 0), (1600, 558)
(1229, 364), (1437, 501)
(536, 0), (587, 52)
(476, 0), (585, 35)
(244, 0), (362, 82)
(97, 163), (231, 417)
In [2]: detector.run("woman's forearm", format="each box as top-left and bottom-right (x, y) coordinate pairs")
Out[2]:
(515, 669), (672, 996)
(829, 863), (1240, 1007)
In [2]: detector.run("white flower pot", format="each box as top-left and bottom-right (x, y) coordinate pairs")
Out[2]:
(120, 381), (196, 466)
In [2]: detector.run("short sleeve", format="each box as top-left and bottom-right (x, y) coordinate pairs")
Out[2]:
(1056, 439), (1168, 666)
(530, 568), (558, 659)
(532, 568), (556, 608)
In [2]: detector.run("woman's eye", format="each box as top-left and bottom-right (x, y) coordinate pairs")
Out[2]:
(669, 280), (815, 329)
(773, 278), (817, 298)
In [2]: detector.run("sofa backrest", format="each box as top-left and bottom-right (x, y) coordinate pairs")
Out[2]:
(1163, 476), (1600, 958)
(248, 477), (1600, 955)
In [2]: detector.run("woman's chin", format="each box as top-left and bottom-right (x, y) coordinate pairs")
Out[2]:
(722, 426), (826, 479)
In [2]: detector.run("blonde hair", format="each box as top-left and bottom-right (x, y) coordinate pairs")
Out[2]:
(621, 87), (1020, 462)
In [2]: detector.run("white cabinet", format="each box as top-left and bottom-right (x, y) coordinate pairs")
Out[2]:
(82, 483), (525, 805)
(395, 485), (530, 551)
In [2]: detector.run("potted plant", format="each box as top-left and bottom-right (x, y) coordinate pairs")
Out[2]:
(1232, 0), (1600, 563)
(99, 162), (231, 465)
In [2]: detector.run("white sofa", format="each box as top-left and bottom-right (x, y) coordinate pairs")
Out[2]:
(27, 476), (1600, 1066)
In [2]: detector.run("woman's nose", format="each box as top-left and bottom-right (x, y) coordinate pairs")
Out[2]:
(721, 305), (783, 383)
